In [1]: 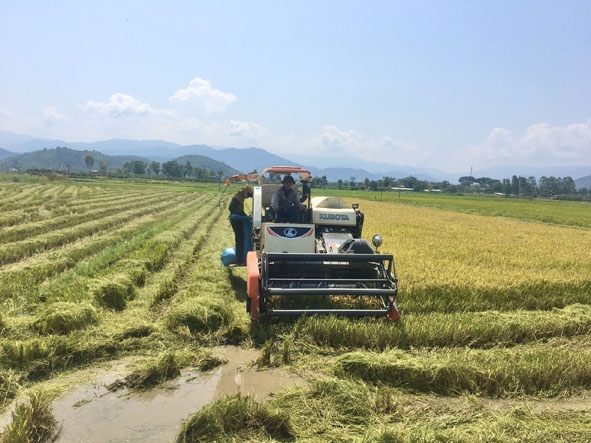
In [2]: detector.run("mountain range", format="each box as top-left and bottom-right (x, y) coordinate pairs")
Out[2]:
(1, 130), (590, 186)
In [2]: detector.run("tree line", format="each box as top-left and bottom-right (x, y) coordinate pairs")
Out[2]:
(17, 152), (590, 201)
(458, 174), (583, 199)
(310, 173), (588, 201)
(82, 155), (221, 181)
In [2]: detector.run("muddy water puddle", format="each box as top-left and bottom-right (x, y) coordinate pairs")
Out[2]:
(27, 347), (305, 443)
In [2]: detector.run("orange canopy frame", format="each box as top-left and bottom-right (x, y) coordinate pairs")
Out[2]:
(218, 166), (312, 209)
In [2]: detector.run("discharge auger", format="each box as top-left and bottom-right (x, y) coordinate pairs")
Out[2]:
(217, 173), (259, 209)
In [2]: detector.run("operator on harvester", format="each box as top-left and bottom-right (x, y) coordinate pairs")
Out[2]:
(271, 175), (305, 222)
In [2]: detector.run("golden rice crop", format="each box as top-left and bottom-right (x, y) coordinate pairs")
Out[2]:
(356, 199), (591, 313)
(1, 180), (590, 441)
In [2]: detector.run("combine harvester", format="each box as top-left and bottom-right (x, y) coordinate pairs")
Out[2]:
(224, 166), (399, 321)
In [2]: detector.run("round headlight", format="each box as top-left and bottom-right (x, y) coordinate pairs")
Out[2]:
(372, 235), (383, 248)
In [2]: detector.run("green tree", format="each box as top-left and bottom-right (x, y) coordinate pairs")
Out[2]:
(511, 175), (520, 195)
(84, 155), (95, 171)
(413, 180), (428, 192)
(132, 160), (147, 175)
(458, 176), (475, 186)
(162, 160), (183, 178)
(528, 176), (538, 196)
(400, 176), (418, 189)
(502, 178), (511, 196)
(438, 180), (451, 192)
(539, 176), (575, 196)
(183, 161), (194, 178)
(561, 177), (576, 194)
(150, 161), (161, 176)
(311, 176), (325, 188)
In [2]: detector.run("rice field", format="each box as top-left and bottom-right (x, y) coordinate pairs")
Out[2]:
(0, 176), (590, 442)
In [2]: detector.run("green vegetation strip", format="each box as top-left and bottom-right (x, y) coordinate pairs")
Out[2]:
(175, 378), (591, 442)
(404, 281), (591, 314)
(162, 210), (244, 341)
(176, 394), (294, 442)
(298, 304), (591, 351)
(331, 342), (591, 397)
(0, 188), (147, 231)
(1, 180), (590, 441)
(0, 184), (46, 210)
(33, 195), (213, 305)
(0, 195), (210, 307)
(0, 191), (229, 397)
(331, 189), (591, 228)
(0, 192), (196, 266)
(0, 190), (179, 243)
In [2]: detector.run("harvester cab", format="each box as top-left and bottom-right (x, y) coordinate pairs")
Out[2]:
(245, 166), (399, 321)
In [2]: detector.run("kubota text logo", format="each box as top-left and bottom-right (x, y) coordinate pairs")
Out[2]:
(319, 213), (350, 221)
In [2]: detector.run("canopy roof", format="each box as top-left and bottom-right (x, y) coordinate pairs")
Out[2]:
(219, 166), (312, 209)
(258, 166), (311, 185)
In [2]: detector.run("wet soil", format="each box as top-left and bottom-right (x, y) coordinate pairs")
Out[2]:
(2, 346), (589, 442)
(3, 346), (307, 443)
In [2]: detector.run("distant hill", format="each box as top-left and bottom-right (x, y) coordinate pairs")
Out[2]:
(2, 130), (591, 184)
(0, 146), (242, 177)
(575, 175), (591, 190)
(180, 146), (300, 175)
(0, 148), (15, 160)
(0, 147), (147, 172)
(172, 154), (241, 176)
(68, 139), (188, 161)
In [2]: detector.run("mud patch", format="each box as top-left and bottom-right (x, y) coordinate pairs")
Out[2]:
(47, 347), (307, 443)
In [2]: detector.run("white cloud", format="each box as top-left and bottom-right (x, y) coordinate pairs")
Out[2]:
(0, 106), (71, 139)
(16, 75), (590, 172)
(266, 125), (420, 165)
(85, 93), (153, 117)
(2, 77), (422, 168)
(0, 107), (15, 120)
(169, 78), (236, 114)
(228, 120), (271, 139)
(42, 107), (68, 124)
(172, 118), (271, 146)
(464, 120), (591, 167)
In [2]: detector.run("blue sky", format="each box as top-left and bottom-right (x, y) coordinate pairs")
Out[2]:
(1, 0), (590, 172)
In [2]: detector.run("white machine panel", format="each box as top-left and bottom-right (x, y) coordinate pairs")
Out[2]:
(262, 223), (315, 253)
(311, 208), (356, 226)
(310, 196), (356, 226)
